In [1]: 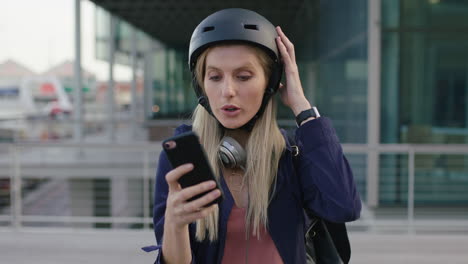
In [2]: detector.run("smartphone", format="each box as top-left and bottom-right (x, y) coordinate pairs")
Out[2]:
(162, 131), (223, 205)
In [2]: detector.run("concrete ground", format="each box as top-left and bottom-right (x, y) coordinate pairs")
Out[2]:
(349, 232), (468, 264)
(0, 229), (157, 264)
(1, 229), (468, 264)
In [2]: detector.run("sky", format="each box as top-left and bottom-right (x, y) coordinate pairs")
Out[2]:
(0, 0), (132, 81)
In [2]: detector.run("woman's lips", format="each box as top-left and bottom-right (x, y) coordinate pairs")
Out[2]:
(221, 105), (240, 116)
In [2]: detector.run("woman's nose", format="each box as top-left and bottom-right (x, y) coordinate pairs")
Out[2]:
(221, 78), (236, 97)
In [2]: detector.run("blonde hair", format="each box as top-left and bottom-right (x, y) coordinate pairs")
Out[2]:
(192, 44), (285, 241)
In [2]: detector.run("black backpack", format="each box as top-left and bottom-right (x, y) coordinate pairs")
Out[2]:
(304, 211), (350, 264)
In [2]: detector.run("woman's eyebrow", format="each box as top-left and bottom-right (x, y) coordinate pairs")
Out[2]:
(206, 63), (256, 71)
(236, 65), (256, 71)
(205, 66), (220, 71)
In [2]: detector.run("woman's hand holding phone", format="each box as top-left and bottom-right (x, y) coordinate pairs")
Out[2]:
(162, 131), (224, 229)
(164, 163), (221, 229)
(162, 163), (220, 264)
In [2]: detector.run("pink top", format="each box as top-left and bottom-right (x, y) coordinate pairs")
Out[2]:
(221, 206), (284, 264)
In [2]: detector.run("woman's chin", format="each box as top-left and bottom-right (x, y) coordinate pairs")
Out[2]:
(220, 122), (244, 130)
(217, 118), (248, 130)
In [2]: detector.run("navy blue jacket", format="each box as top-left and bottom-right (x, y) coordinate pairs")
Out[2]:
(149, 117), (361, 263)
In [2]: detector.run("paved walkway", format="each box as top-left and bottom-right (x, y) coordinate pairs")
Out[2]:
(0, 229), (157, 264)
(349, 232), (468, 264)
(1, 229), (468, 264)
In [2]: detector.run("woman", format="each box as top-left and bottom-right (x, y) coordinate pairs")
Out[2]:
(150, 8), (361, 264)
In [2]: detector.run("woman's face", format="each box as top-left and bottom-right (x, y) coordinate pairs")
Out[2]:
(203, 45), (267, 129)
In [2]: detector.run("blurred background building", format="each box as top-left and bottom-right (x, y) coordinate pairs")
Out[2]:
(88, 0), (468, 213)
(0, 1), (467, 262)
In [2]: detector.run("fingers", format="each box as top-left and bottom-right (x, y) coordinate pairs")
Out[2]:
(165, 163), (193, 192)
(276, 26), (296, 64)
(276, 38), (298, 76)
(169, 186), (220, 227)
(178, 204), (218, 224)
(276, 36), (290, 65)
(179, 188), (221, 213)
(175, 180), (218, 205)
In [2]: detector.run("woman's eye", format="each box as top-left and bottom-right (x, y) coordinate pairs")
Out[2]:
(238, 75), (252, 81)
(208, 75), (221, 81)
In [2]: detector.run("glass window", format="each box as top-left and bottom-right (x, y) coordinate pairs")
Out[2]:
(380, 0), (468, 206)
(382, 0), (468, 144)
(312, 0), (369, 143)
(151, 48), (195, 118)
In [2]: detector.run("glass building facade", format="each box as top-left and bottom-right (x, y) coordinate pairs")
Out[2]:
(96, 0), (468, 208)
(380, 0), (468, 205)
(381, 0), (468, 145)
(150, 48), (195, 118)
(293, 0), (369, 201)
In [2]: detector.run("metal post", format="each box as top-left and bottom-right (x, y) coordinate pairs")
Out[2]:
(143, 48), (154, 120)
(73, 0), (83, 143)
(408, 149), (415, 234)
(8, 145), (14, 226)
(465, 61), (468, 167)
(366, 0), (382, 207)
(11, 146), (22, 229)
(131, 28), (138, 139)
(143, 151), (150, 228)
(107, 15), (116, 142)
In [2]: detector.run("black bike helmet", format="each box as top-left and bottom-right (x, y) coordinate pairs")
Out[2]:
(189, 8), (283, 130)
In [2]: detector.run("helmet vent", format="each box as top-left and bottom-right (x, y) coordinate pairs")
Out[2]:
(244, 24), (258, 30)
(203, 26), (215, 32)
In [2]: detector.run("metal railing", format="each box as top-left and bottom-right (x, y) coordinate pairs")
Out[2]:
(0, 142), (467, 233)
(343, 144), (468, 233)
(0, 142), (160, 229)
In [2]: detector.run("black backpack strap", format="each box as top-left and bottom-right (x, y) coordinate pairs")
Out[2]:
(323, 219), (351, 263)
(286, 129), (351, 264)
(285, 128), (300, 157)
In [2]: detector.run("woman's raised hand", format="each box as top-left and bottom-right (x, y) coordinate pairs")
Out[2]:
(275, 26), (312, 116)
(164, 163), (221, 230)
